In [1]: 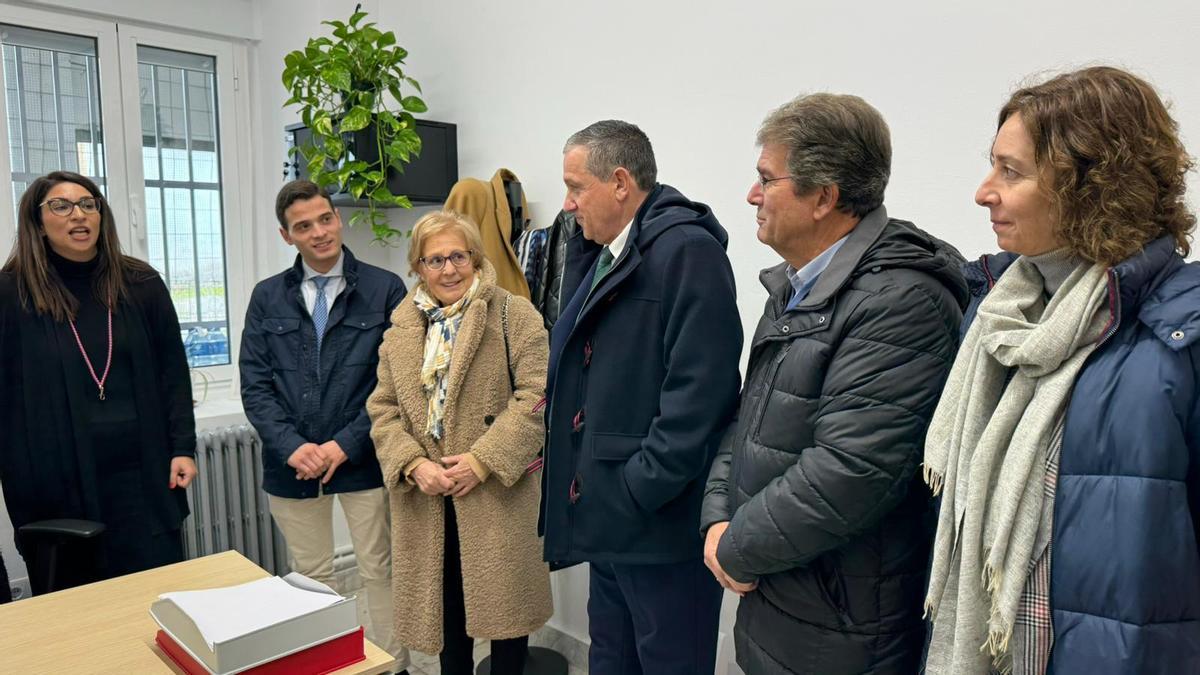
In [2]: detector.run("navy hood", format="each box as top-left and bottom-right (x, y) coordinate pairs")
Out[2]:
(633, 184), (729, 252)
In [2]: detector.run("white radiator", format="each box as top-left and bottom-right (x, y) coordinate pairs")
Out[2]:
(184, 425), (290, 576)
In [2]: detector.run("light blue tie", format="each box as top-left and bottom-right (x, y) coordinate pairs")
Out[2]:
(312, 276), (330, 353)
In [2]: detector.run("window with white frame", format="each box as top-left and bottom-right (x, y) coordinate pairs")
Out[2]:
(1, 24), (106, 202)
(0, 9), (248, 378)
(138, 46), (230, 367)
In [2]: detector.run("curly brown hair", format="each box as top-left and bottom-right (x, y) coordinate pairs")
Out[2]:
(999, 66), (1194, 265)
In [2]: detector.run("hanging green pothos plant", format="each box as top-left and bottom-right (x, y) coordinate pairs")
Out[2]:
(281, 6), (427, 242)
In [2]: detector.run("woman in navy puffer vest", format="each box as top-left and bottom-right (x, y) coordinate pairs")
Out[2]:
(922, 66), (1200, 675)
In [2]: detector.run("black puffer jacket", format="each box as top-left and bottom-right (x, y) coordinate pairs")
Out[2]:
(701, 208), (968, 675)
(535, 210), (577, 330)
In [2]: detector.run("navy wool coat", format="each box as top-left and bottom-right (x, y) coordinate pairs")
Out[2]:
(541, 184), (743, 566)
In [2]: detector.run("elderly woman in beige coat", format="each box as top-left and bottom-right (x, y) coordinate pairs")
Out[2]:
(367, 210), (552, 675)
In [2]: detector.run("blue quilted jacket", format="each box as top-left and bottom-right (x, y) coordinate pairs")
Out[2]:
(961, 236), (1200, 674)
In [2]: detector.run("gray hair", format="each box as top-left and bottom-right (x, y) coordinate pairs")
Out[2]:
(757, 93), (892, 218)
(564, 120), (658, 191)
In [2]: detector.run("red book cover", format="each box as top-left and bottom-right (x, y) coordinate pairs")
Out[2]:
(156, 626), (366, 675)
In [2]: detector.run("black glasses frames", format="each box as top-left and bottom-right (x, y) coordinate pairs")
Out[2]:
(40, 197), (101, 217)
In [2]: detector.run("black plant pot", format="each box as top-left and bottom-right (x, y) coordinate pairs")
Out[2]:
(285, 119), (459, 205)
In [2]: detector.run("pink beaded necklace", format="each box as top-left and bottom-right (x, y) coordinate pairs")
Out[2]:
(68, 309), (113, 400)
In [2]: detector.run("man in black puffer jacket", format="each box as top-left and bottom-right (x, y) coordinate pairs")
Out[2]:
(701, 94), (968, 675)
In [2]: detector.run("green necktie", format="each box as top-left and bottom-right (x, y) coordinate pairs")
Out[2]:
(590, 248), (615, 291)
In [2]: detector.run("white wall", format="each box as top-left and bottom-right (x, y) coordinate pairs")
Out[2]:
(376, 0), (1200, 664)
(378, 0), (1200, 367)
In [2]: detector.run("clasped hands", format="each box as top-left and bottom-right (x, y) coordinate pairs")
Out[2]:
(287, 441), (349, 484)
(704, 521), (758, 596)
(411, 455), (480, 498)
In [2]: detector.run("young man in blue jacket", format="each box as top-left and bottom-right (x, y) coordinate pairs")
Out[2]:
(240, 180), (408, 673)
(542, 121), (743, 675)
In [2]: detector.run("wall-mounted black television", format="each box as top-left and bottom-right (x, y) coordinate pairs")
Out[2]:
(284, 119), (458, 205)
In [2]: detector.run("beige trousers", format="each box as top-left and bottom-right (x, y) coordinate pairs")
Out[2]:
(269, 488), (409, 670)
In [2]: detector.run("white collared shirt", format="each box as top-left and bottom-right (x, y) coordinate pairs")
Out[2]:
(607, 218), (635, 261)
(300, 252), (346, 316)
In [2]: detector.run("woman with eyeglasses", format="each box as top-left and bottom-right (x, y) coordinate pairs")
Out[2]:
(0, 171), (197, 592)
(922, 67), (1200, 674)
(367, 210), (551, 674)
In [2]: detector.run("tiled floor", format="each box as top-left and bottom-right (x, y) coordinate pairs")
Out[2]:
(394, 625), (588, 675)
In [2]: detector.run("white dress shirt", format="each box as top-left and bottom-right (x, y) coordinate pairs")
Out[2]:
(300, 252), (346, 316)
(607, 218), (635, 261)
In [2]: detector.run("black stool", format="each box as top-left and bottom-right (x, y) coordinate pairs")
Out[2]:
(476, 646), (569, 675)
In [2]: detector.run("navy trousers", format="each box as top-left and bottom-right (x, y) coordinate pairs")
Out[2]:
(588, 558), (722, 675)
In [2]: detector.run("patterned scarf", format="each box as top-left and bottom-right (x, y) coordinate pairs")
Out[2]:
(414, 276), (481, 440)
(922, 257), (1110, 674)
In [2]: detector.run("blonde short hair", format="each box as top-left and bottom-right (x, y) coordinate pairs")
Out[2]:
(408, 210), (486, 275)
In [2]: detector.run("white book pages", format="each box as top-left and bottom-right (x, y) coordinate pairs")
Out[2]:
(158, 574), (344, 649)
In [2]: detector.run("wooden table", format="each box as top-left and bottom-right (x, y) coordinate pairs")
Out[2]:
(0, 551), (396, 675)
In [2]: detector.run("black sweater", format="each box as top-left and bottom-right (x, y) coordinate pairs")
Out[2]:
(49, 250), (139, 437)
(0, 254), (195, 546)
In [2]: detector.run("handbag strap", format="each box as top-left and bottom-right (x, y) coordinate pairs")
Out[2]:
(502, 294), (515, 390)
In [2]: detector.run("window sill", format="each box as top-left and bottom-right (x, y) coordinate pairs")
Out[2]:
(193, 390), (248, 430)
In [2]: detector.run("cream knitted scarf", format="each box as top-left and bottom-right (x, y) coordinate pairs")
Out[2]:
(414, 276), (481, 440)
(923, 256), (1110, 674)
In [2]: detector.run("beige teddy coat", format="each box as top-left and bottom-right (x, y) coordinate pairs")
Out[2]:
(367, 263), (552, 654)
